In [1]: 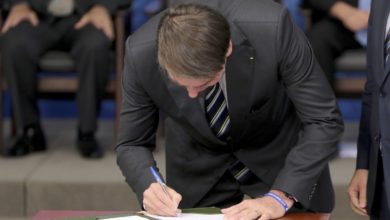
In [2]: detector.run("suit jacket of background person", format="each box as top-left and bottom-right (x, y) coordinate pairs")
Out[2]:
(357, 0), (390, 214)
(302, 0), (357, 24)
(116, 0), (344, 212)
(6, 0), (118, 15)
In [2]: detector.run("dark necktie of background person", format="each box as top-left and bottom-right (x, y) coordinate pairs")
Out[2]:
(205, 82), (231, 141)
(385, 28), (390, 67)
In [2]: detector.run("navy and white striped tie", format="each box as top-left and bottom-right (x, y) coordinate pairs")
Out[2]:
(205, 83), (230, 141)
(206, 83), (257, 184)
(385, 28), (390, 65)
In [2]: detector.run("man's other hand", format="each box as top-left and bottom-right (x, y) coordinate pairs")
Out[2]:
(222, 190), (294, 220)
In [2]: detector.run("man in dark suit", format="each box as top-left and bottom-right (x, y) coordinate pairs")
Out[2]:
(116, 1), (343, 219)
(1, 0), (118, 158)
(303, 0), (369, 83)
(348, 0), (390, 219)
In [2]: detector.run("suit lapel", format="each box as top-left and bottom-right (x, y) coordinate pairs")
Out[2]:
(225, 23), (255, 141)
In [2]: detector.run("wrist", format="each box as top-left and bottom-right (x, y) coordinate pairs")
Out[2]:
(264, 191), (290, 213)
(270, 190), (295, 209)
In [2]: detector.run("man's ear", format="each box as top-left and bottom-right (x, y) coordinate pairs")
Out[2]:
(226, 40), (233, 57)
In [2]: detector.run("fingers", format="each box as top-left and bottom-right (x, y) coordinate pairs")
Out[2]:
(74, 6), (114, 40)
(143, 183), (180, 216)
(358, 184), (367, 210)
(74, 16), (114, 40)
(167, 187), (182, 210)
(221, 203), (244, 219)
(28, 13), (39, 26)
(1, 14), (39, 34)
(2, 4), (39, 34)
(350, 202), (368, 216)
(222, 201), (263, 220)
(74, 17), (88, 30)
(100, 22), (114, 40)
(349, 189), (367, 216)
(1, 20), (13, 33)
(223, 208), (261, 220)
(258, 213), (270, 220)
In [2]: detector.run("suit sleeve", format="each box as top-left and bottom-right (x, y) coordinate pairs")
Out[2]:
(271, 8), (344, 208)
(115, 37), (160, 207)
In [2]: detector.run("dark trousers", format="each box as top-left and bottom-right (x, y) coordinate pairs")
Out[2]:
(0, 15), (111, 134)
(306, 18), (362, 84)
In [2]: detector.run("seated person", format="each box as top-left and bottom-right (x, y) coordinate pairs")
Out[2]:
(1, 0), (118, 158)
(303, 0), (369, 84)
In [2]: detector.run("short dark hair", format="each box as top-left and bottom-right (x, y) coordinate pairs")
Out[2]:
(157, 4), (231, 79)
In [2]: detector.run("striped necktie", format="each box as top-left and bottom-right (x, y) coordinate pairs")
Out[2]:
(385, 28), (390, 66)
(205, 83), (231, 141)
(205, 83), (258, 184)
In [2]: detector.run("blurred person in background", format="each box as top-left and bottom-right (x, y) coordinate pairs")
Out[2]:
(303, 0), (370, 84)
(1, 0), (118, 158)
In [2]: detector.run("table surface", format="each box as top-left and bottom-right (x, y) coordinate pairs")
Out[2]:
(32, 210), (331, 220)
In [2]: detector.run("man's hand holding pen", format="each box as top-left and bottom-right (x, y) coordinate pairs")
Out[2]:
(143, 167), (182, 216)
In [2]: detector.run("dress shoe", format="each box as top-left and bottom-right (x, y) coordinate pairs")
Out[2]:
(4, 125), (46, 157)
(77, 132), (104, 159)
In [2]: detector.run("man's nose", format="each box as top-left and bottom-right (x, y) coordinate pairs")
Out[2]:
(187, 88), (199, 98)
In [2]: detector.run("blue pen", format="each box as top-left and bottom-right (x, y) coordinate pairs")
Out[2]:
(149, 166), (171, 199)
(149, 166), (182, 215)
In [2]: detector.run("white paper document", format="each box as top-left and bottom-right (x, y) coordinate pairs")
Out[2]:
(99, 216), (147, 220)
(145, 213), (224, 220)
(100, 213), (224, 220)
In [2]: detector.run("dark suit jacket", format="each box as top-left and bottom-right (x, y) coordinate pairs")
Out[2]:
(7, 0), (117, 15)
(357, 0), (390, 213)
(116, 0), (343, 212)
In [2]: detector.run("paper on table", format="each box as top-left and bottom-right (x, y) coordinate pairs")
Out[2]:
(144, 213), (224, 220)
(101, 213), (224, 220)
